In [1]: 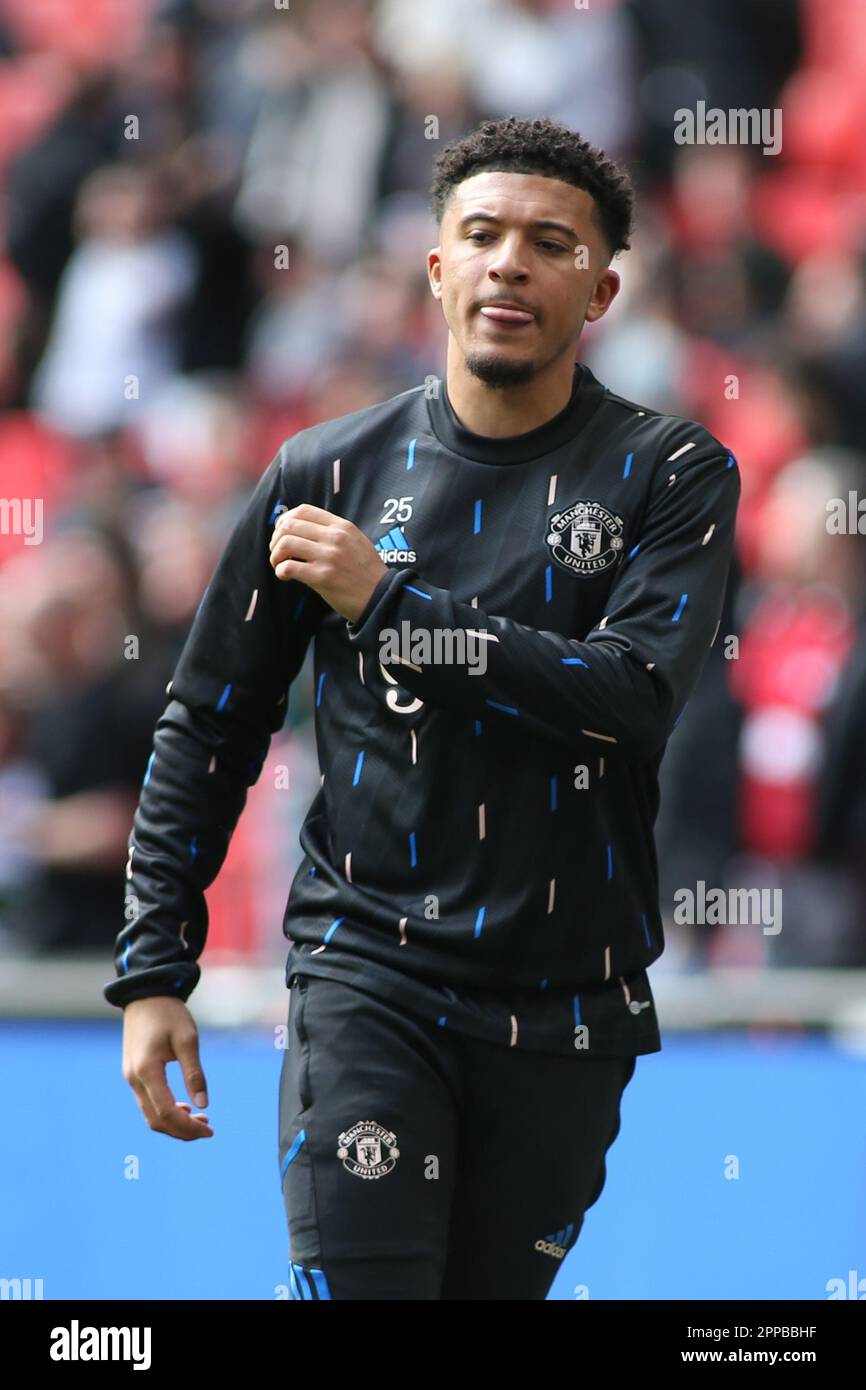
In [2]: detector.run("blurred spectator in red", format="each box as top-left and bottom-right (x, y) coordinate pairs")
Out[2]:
(725, 449), (866, 966)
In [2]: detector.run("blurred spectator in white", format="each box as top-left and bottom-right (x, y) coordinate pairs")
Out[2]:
(233, 0), (390, 264)
(376, 0), (637, 155)
(29, 164), (197, 437)
(374, 0), (492, 75)
(468, 0), (637, 155)
(583, 205), (689, 415)
(244, 241), (349, 404)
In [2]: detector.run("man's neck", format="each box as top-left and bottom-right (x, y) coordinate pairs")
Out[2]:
(444, 346), (578, 439)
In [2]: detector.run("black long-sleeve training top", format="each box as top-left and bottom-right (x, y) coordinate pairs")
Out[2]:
(104, 361), (740, 1057)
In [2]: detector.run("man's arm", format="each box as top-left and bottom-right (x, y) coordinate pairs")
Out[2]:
(345, 439), (741, 761)
(104, 439), (325, 1010)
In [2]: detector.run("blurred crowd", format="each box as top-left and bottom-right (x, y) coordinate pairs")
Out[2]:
(1, 0), (866, 972)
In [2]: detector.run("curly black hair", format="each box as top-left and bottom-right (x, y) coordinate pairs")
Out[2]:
(430, 116), (635, 259)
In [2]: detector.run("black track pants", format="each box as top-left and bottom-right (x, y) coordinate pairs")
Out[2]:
(278, 973), (637, 1300)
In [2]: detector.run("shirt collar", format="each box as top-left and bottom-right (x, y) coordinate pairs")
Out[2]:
(425, 361), (607, 465)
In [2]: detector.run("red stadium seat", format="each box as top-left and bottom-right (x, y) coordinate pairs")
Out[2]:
(0, 57), (67, 170)
(0, 0), (152, 63)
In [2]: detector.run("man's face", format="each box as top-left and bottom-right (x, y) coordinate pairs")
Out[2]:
(428, 170), (620, 387)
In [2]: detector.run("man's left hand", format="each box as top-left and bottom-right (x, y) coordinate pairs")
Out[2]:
(268, 503), (389, 623)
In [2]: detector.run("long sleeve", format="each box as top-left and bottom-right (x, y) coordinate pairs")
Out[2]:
(346, 442), (741, 761)
(103, 440), (325, 1008)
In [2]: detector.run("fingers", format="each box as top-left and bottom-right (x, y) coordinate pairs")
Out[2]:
(270, 534), (317, 584)
(268, 514), (333, 553)
(176, 1102), (213, 1132)
(122, 999), (215, 1142)
(269, 517), (348, 577)
(269, 533), (319, 571)
(173, 1028), (209, 1110)
(273, 557), (302, 583)
(128, 1072), (213, 1140)
(133, 1063), (214, 1141)
(273, 503), (343, 532)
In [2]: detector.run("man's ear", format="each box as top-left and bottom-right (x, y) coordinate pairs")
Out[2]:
(584, 267), (620, 324)
(427, 246), (443, 300)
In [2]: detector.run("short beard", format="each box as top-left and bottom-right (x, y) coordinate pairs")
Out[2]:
(464, 350), (538, 389)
